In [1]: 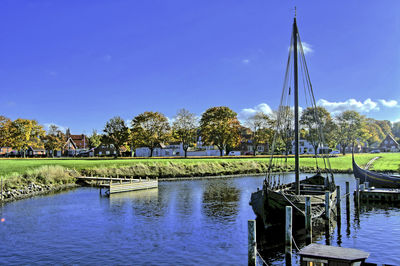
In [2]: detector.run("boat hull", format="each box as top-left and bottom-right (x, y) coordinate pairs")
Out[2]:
(250, 180), (337, 229)
(352, 157), (400, 188)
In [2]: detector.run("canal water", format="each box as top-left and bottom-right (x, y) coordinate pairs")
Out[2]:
(0, 174), (399, 265)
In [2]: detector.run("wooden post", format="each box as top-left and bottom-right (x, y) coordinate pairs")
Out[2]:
(325, 191), (330, 220)
(1, 176), (3, 201)
(356, 178), (360, 207)
(305, 196), (312, 244)
(336, 186), (341, 219)
(140, 177), (142, 182)
(248, 220), (256, 266)
(285, 206), (292, 266)
(365, 182), (369, 190)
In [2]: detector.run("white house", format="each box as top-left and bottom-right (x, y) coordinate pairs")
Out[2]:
(291, 139), (330, 155)
(135, 142), (222, 157)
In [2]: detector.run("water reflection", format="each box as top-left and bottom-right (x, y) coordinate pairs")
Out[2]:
(1, 175), (400, 265)
(202, 180), (240, 222)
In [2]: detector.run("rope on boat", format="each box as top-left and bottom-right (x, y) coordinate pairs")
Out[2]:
(256, 249), (269, 266)
(292, 234), (300, 252)
(279, 192), (305, 216)
(341, 192), (351, 199)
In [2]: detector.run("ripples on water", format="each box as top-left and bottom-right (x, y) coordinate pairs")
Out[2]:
(0, 174), (399, 265)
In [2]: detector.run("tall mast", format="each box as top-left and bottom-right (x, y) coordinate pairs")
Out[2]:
(293, 17), (300, 195)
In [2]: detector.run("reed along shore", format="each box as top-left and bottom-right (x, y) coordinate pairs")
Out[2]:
(1, 153), (399, 202)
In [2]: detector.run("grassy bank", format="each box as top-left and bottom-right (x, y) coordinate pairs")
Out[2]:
(1, 153), (399, 179)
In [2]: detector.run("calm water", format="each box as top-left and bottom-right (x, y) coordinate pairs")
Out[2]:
(0, 174), (399, 265)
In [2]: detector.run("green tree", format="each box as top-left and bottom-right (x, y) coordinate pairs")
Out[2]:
(0, 116), (12, 147)
(131, 111), (171, 157)
(363, 118), (385, 146)
(374, 120), (392, 136)
(43, 124), (65, 157)
(9, 119), (45, 157)
(199, 106), (241, 156)
(273, 106), (294, 157)
(172, 109), (198, 157)
(300, 106), (336, 155)
(102, 116), (129, 158)
(392, 121), (400, 139)
(88, 130), (102, 149)
(245, 112), (274, 155)
(334, 110), (365, 155)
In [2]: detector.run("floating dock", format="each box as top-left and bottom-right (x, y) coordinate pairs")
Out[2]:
(357, 187), (400, 203)
(354, 180), (400, 203)
(299, 243), (369, 266)
(76, 176), (158, 195)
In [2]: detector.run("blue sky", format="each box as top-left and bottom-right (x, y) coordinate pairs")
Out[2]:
(1, 1), (400, 134)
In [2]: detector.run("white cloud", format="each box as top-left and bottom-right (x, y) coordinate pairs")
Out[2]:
(43, 123), (67, 133)
(102, 54), (112, 62)
(6, 101), (16, 107)
(242, 59), (250, 64)
(379, 99), (399, 108)
(239, 103), (273, 121)
(289, 41), (313, 55)
(317, 98), (379, 114)
(301, 42), (313, 55)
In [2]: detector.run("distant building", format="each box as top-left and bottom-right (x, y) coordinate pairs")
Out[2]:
(0, 147), (13, 156)
(135, 142), (221, 157)
(378, 134), (400, 152)
(64, 131), (88, 156)
(27, 146), (46, 157)
(294, 139), (331, 154)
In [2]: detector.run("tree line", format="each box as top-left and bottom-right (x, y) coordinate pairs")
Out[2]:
(1, 107), (400, 157)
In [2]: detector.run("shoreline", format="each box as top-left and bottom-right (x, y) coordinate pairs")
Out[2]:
(0, 170), (357, 203)
(1, 183), (79, 203)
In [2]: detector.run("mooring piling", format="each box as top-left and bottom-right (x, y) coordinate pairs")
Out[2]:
(0, 176), (3, 201)
(285, 206), (292, 266)
(305, 196), (312, 245)
(325, 191), (330, 220)
(248, 220), (256, 266)
(336, 185), (341, 219)
(356, 178), (360, 207)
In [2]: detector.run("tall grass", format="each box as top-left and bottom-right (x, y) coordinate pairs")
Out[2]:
(3, 165), (77, 190)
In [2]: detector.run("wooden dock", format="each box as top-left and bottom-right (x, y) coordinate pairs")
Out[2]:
(76, 176), (158, 195)
(299, 244), (369, 266)
(356, 187), (400, 203)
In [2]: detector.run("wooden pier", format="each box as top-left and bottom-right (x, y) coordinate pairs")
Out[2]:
(356, 187), (400, 203)
(76, 176), (158, 195)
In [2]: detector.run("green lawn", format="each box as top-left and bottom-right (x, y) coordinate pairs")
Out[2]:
(0, 153), (399, 178)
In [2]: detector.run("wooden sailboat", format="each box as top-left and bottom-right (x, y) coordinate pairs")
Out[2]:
(352, 154), (400, 188)
(250, 16), (337, 229)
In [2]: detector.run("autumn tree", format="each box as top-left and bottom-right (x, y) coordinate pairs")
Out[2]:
(362, 118), (385, 146)
(88, 130), (102, 149)
(334, 110), (365, 155)
(392, 121), (400, 140)
(271, 106), (294, 157)
(172, 109), (198, 157)
(300, 106), (336, 155)
(199, 106), (241, 156)
(9, 119), (45, 157)
(130, 111), (171, 157)
(43, 124), (66, 157)
(245, 112), (274, 155)
(374, 120), (392, 137)
(102, 116), (129, 157)
(0, 116), (12, 147)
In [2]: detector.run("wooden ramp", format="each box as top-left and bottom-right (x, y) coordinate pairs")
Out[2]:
(108, 180), (158, 194)
(76, 176), (158, 195)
